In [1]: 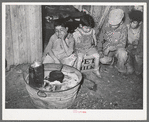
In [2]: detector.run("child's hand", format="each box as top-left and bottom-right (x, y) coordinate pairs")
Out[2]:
(104, 48), (109, 56)
(99, 51), (104, 58)
(108, 46), (116, 51)
(59, 29), (67, 40)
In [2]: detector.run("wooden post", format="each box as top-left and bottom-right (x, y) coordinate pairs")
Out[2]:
(97, 6), (111, 29)
(5, 5), (42, 69)
(9, 5), (20, 65)
(95, 6), (111, 41)
(18, 5), (28, 64)
(6, 5), (14, 69)
(25, 5), (43, 63)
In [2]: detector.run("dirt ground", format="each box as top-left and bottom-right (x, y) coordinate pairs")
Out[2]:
(5, 63), (143, 109)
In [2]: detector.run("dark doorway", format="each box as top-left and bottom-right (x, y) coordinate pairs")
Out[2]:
(42, 5), (86, 52)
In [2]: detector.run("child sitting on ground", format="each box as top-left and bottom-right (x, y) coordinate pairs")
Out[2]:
(73, 14), (101, 77)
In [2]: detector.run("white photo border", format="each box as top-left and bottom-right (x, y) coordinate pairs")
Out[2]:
(2, 2), (147, 120)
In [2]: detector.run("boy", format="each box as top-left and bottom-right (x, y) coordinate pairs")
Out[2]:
(127, 10), (143, 48)
(42, 19), (77, 66)
(126, 9), (143, 75)
(99, 9), (128, 73)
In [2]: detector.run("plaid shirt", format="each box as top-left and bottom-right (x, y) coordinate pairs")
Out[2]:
(100, 22), (128, 50)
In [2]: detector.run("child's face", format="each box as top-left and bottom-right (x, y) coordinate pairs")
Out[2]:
(130, 21), (139, 29)
(55, 25), (68, 39)
(81, 25), (91, 32)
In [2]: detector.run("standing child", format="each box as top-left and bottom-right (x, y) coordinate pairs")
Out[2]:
(73, 14), (101, 77)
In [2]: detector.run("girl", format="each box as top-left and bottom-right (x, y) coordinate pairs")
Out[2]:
(73, 14), (101, 77)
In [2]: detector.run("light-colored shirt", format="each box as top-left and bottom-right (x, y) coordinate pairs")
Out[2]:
(43, 33), (75, 60)
(127, 24), (141, 45)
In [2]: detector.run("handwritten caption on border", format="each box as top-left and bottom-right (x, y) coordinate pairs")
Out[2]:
(73, 110), (87, 113)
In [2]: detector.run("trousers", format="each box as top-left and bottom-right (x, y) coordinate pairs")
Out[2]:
(100, 48), (128, 73)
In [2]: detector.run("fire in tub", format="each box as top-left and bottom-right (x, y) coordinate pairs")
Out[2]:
(24, 63), (82, 109)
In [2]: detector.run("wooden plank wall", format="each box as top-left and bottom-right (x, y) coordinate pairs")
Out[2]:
(5, 5), (42, 69)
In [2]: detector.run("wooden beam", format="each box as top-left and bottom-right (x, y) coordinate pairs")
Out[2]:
(6, 5), (14, 70)
(5, 5), (43, 67)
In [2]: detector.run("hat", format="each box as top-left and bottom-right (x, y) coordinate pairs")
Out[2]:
(108, 9), (124, 25)
(48, 70), (64, 83)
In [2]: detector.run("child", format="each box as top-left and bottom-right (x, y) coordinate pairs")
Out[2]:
(99, 9), (128, 73)
(42, 19), (77, 66)
(127, 9), (143, 48)
(126, 9), (143, 74)
(73, 14), (101, 77)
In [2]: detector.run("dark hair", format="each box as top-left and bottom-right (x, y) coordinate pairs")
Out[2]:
(80, 14), (95, 28)
(129, 10), (143, 23)
(54, 17), (80, 33)
(54, 19), (67, 28)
